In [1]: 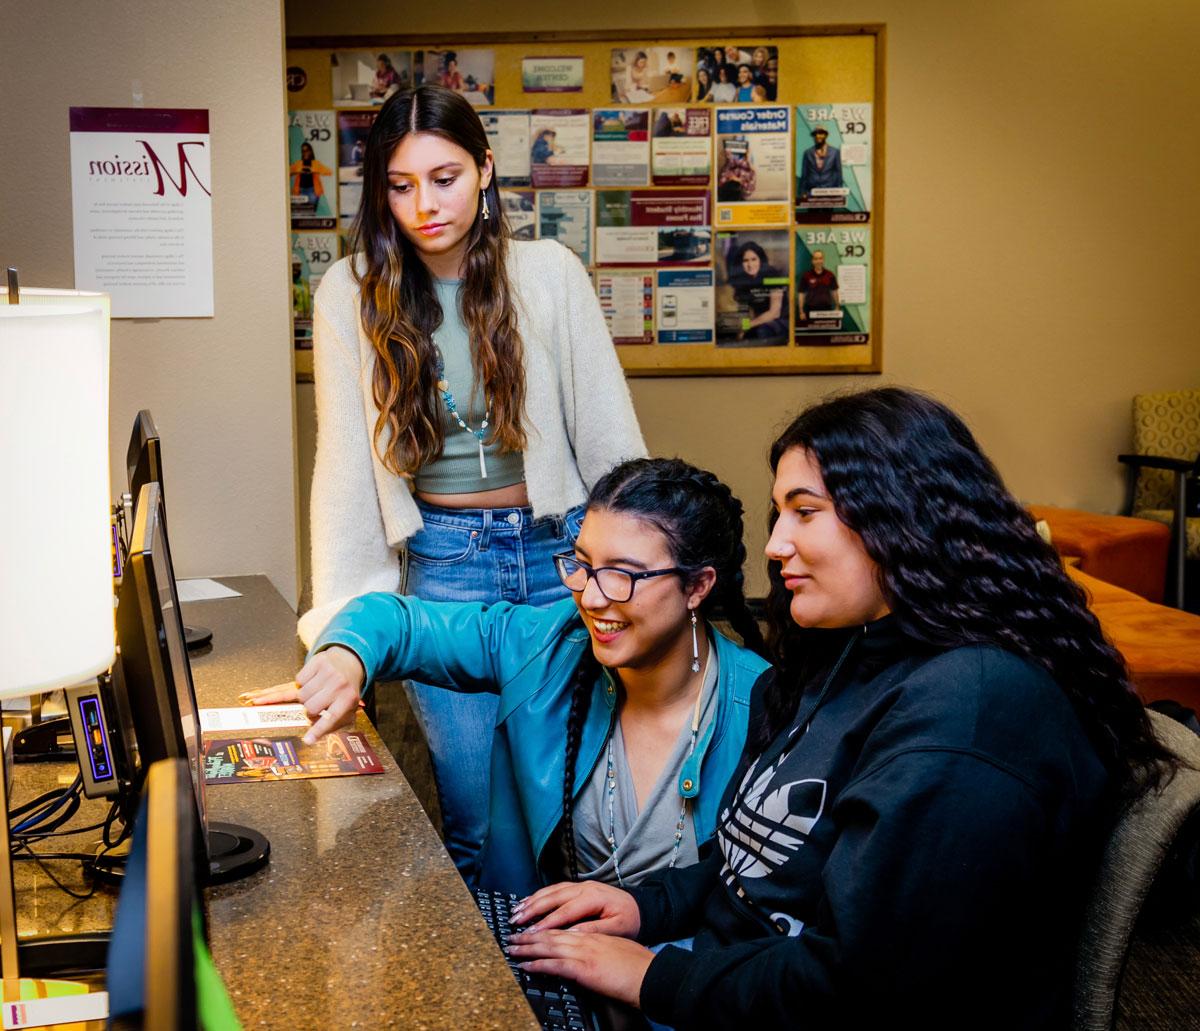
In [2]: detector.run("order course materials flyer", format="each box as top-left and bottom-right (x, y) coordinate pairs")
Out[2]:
(795, 102), (872, 223)
(203, 731), (384, 784)
(715, 106), (791, 228)
(69, 107), (214, 317)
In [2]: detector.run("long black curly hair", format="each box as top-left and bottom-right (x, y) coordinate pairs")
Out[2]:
(560, 457), (768, 880)
(759, 387), (1174, 798)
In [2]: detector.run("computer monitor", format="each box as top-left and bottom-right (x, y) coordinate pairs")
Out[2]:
(126, 409), (163, 530)
(123, 409), (212, 650)
(107, 758), (239, 1030)
(116, 482), (268, 883)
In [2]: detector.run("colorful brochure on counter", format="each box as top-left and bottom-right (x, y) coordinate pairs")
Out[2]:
(203, 731), (384, 784)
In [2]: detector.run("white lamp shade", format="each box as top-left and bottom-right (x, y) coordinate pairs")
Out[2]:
(0, 302), (115, 697)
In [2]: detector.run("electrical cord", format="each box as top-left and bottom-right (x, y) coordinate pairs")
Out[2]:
(11, 773), (84, 834)
(10, 840), (100, 902)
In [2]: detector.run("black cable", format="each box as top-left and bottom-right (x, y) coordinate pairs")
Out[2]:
(13, 817), (111, 842)
(12, 852), (96, 863)
(8, 785), (70, 820)
(11, 840), (99, 901)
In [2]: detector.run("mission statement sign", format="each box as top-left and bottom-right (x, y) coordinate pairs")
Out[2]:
(69, 107), (214, 317)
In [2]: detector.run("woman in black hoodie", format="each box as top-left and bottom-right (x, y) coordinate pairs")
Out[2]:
(508, 387), (1175, 1030)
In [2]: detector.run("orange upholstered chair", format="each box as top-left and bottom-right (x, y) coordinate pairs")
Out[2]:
(1068, 566), (1200, 712)
(1030, 505), (1170, 604)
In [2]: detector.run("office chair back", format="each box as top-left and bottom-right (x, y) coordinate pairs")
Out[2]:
(1131, 390), (1200, 513)
(1073, 709), (1200, 1030)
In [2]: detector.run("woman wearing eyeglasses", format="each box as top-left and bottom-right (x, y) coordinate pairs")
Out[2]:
(244, 458), (770, 892)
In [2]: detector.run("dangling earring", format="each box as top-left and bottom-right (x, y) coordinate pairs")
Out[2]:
(690, 610), (700, 673)
(481, 190), (490, 221)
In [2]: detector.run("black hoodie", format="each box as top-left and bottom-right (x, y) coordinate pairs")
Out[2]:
(630, 617), (1110, 1029)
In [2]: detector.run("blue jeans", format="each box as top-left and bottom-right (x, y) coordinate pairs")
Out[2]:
(404, 499), (585, 882)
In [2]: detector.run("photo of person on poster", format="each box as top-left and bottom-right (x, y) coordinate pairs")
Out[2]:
(289, 141), (333, 213)
(797, 126), (844, 201)
(716, 136), (756, 202)
(715, 231), (789, 347)
(797, 248), (840, 322)
(610, 47), (693, 104)
(371, 54), (402, 99)
(697, 45), (777, 102)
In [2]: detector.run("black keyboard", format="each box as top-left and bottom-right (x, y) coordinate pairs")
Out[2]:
(475, 888), (601, 1031)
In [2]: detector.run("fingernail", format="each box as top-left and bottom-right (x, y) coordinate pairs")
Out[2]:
(302, 734), (315, 746)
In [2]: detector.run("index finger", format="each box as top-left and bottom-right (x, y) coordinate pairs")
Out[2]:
(238, 682), (300, 706)
(300, 692), (359, 746)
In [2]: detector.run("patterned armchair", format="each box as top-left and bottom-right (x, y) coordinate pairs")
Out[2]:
(1119, 390), (1200, 609)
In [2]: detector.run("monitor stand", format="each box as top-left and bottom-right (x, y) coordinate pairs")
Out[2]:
(184, 623), (213, 650)
(205, 821), (270, 884)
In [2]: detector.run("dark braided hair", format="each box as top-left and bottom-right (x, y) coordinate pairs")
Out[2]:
(559, 457), (767, 878)
(760, 387), (1174, 798)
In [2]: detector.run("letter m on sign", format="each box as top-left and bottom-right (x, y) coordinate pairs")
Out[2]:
(137, 139), (211, 197)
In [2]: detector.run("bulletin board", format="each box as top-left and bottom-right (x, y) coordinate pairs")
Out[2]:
(285, 25), (885, 378)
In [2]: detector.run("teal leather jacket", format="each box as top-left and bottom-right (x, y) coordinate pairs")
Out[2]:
(312, 594), (771, 893)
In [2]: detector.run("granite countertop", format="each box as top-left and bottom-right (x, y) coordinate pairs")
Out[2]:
(11, 575), (538, 1030)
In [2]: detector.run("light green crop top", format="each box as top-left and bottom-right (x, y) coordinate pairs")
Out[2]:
(412, 279), (526, 494)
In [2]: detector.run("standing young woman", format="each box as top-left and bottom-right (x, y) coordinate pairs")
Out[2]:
(257, 459), (769, 892)
(509, 389), (1176, 1028)
(300, 84), (646, 877)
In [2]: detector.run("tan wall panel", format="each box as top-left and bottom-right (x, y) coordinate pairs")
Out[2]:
(2, 0), (299, 606)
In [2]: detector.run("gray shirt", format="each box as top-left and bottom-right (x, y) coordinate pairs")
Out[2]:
(573, 644), (720, 886)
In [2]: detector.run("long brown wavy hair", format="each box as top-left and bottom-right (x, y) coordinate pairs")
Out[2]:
(350, 84), (525, 478)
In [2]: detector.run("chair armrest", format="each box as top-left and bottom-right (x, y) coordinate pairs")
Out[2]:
(1117, 453), (1197, 473)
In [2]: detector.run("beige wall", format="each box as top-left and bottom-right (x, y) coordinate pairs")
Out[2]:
(284, 0), (1200, 596)
(1, 0), (299, 606)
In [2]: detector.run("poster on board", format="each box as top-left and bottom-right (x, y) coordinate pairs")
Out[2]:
(530, 109), (590, 188)
(536, 190), (593, 265)
(595, 189), (711, 267)
(656, 268), (714, 343)
(522, 57), (584, 93)
(336, 111), (374, 230)
(483, 110), (532, 187)
(695, 45), (779, 103)
(795, 226), (871, 345)
(610, 47), (694, 104)
(596, 270), (654, 344)
(795, 103), (872, 223)
(650, 108), (712, 186)
(501, 190), (536, 240)
(715, 106), (790, 227)
(714, 229), (790, 347)
(287, 110), (337, 230)
(416, 49), (495, 107)
(330, 51), (411, 106)
(592, 110), (650, 186)
(291, 232), (338, 349)
(69, 106), (214, 317)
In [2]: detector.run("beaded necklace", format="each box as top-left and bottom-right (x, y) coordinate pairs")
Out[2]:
(434, 348), (490, 479)
(605, 644), (712, 887)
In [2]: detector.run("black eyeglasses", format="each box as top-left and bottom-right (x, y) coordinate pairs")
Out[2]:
(553, 552), (686, 604)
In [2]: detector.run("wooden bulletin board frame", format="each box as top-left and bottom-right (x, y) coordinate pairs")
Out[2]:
(286, 25), (885, 378)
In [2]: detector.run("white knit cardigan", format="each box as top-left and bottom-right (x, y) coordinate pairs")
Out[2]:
(298, 239), (648, 646)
